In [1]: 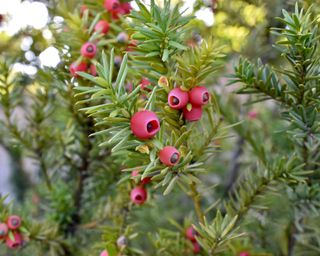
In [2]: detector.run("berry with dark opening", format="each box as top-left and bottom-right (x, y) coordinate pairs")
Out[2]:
(159, 146), (180, 166)
(168, 87), (189, 109)
(81, 42), (97, 59)
(130, 110), (160, 139)
(104, 0), (120, 11)
(7, 215), (21, 230)
(130, 186), (147, 205)
(189, 86), (210, 106)
(6, 232), (23, 249)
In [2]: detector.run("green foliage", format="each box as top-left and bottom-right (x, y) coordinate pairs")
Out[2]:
(130, 0), (192, 75)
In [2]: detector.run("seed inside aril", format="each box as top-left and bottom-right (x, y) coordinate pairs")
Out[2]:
(146, 120), (159, 133)
(170, 153), (179, 164)
(203, 92), (209, 102)
(136, 195), (142, 201)
(170, 96), (180, 105)
(87, 45), (94, 52)
(147, 123), (153, 132)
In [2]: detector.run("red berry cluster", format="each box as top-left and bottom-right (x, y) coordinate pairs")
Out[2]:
(104, 0), (132, 20)
(0, 215), (23, 249)
(185, 226), (201, 254)
(69, 0), (133, 77)
(168, 86), (210, 121)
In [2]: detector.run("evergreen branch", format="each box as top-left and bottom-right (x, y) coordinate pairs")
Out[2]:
(195, 155), (310, 254)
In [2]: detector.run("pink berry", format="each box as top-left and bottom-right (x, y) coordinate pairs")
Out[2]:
(7, 215), (21, 230)
(185, 226), (197, 242)
(94, 20), (110, 34)
(6, 232), (23, 249)
(130, 110), (160, 139)
(132, 170), (151, 185)
(100, 249), (109, 256)
(81, 42), (97, 59)
(183, 105), (203, 122)
(159, 146), (180, 166)
(0, 223), (8, 239)
(89, 64), (97, 76)
(193, 241), (201, 254)
(130, 187), (147, 205)
(69, 62), (87, 77)
(119, 2), (132, 14)
(247, 111), (258, 120)
(168, 87), (189, 109)
(104, 0), (120, 11)
(239, 252), (250, 256)
(189, 86), (210, 106)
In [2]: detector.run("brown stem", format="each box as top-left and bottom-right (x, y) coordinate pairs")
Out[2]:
(287, 221), (296, 256)
(224, 137), (244, 195)
(67, 120), (93, 234)
(189, 182), (205, 224)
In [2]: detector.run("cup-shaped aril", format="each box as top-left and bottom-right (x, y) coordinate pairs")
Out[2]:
(130, 110), (160, 139)
(159, 146), (180, 166)
(6, 232), (23, 249)
(7, 215), (21, 230)
(130, 187), (147, 205)
(104, 0), (120, 11)
(81, 42), (97, 59)
(168, 87), (189, 109)
(189, 86), (210, 106)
